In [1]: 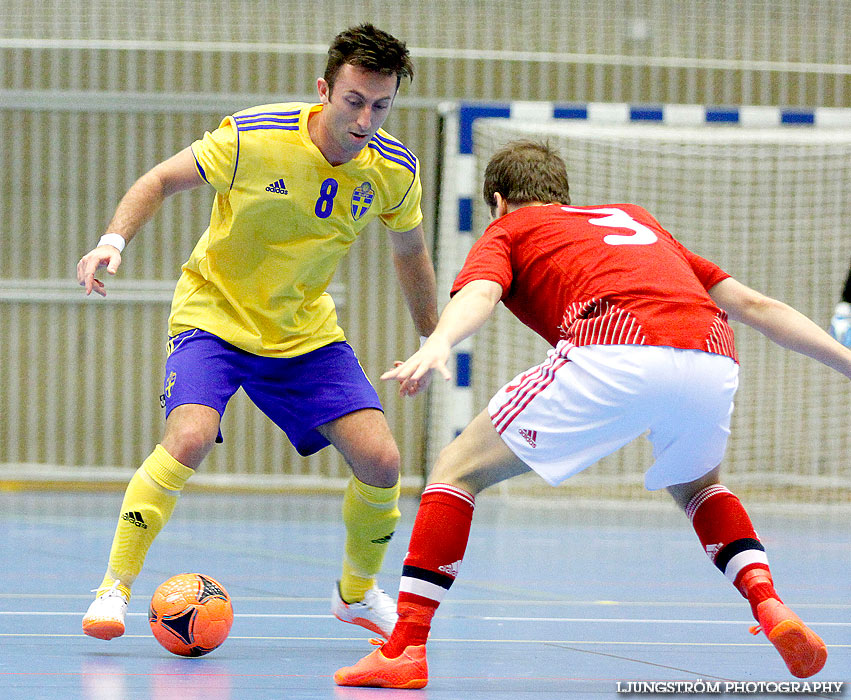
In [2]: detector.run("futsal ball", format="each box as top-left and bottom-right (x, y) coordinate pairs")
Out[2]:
(148, 573), (234, 657)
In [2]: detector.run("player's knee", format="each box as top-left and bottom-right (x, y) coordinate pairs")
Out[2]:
(161, 423), (217, 469)
(350, 442), (400, 488)
(667, 466), (722, 510)
(370, 444), (401, 484)
(161, 405), (220, 468)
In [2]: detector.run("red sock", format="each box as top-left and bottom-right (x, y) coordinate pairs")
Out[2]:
(381, 483), (475, 658)
(685, 484), (778, 618)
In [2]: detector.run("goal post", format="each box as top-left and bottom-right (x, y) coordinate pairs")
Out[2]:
(431, 102), (851, 504)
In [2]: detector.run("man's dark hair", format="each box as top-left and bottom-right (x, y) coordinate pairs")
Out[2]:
(324, 24), (413, 95)
(483, 140), (571, 211)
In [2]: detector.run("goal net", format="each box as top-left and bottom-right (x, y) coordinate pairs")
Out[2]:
(436, 116), (851, 504)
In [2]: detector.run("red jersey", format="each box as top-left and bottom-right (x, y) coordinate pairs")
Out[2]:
(451, 204), (737, 361)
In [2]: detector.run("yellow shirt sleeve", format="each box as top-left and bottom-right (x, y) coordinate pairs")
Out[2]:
(379, 157), (424, 233)
(190, 117), (238, 194)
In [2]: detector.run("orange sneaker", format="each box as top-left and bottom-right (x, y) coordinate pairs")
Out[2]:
(750, 598), (827, 678)
(334, 639), (428, 689)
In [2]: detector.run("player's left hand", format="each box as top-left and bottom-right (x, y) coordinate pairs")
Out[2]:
(381, 335), (452, 397)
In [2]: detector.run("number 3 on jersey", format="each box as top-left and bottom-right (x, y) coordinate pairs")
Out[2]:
(315, 178), (338, 219)
(561, 206), (658, 246)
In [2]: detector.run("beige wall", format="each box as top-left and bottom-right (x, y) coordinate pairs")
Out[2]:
(1, 0), (848, 488)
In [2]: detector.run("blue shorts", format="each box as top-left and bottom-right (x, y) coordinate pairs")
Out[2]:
(161, 329), (383, 456)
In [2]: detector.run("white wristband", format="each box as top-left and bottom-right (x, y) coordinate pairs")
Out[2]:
(419, 335), (429, 347)
(98, 233), (126, 253)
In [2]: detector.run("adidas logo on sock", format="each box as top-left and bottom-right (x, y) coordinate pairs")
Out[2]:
(122, 511), (148, 529)
(705, 543), (723, 560)
(438, 559), (462, 577)
(519, 428), (538, 448)
(265, 178), (288, 195)
(371, 531), (395, 545)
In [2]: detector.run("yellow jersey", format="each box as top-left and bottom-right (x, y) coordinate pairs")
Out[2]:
(168, 102), (423, 357)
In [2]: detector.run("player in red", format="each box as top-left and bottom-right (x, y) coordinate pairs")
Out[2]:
(334, 140), (851, 688)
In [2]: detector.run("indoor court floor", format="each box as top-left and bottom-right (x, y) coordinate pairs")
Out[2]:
(0, 489), (847, 699)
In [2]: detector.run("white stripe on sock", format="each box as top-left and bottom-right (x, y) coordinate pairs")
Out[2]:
(399, 576), (448, 604)
(724, 550), (770, 584)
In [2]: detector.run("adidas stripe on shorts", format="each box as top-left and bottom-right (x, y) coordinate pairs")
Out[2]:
(488, 341), (739, 491)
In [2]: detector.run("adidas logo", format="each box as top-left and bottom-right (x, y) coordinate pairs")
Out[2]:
(371, 531), (395, 545)
(265, 178), (288, 195)
(122, 511), (148, 529)
(438, 559), (462, 577)
(519, 428), (538, 448)
(705, 543), (723, 560)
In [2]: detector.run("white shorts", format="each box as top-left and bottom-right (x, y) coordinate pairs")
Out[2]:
(488, 342), (739, 490)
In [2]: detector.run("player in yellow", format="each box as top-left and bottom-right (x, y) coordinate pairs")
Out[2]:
(76, 24), (438, 642)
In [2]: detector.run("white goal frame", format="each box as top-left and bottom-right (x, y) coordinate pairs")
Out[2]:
(430, 101), (851, 501)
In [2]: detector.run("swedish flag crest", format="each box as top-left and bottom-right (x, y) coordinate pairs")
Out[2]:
(351, 181), (375, 220)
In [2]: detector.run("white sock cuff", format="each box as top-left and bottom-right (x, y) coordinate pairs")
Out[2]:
(685, 484), (732, 522)
(423, 482), (475, 509)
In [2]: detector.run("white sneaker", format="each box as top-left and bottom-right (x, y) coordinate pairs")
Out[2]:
(82, 581), (128, 640)
(829, 301), (851, 347)
(332, 582), (398, 639)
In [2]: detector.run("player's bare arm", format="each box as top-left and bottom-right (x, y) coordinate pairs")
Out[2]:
(386, 223), (439, 338)
(709, 276), (851, 379)
(381, 279), (502, 396)
(76, 147), (204, 297)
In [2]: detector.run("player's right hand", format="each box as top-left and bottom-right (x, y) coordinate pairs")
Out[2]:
(77, 245), (122, 297)
(381, 335), (453, 397)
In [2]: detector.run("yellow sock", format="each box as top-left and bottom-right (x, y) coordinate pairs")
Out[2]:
(339, 475), (401, 603)
(96, 445), (194, 600)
